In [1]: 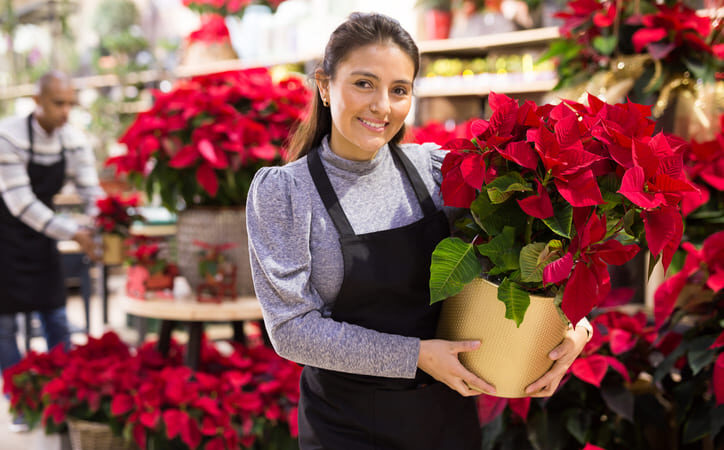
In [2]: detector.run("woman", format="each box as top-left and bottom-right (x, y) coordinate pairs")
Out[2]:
(246, 12), (589, 449)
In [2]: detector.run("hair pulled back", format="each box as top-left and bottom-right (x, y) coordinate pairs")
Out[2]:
(286, 12), (419, 162)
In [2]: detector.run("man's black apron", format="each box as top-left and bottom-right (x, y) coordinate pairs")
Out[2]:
(299, 146), (481, 450)
(0, 114), (67, 315)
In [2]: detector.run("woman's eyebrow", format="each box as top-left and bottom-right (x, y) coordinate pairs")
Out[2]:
(350, 71), (412, 86)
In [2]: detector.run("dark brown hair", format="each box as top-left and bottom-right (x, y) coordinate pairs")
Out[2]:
(286, 12), (420, 162)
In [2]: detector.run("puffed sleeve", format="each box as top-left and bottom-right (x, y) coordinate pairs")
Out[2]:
(246, 166), (421, 378)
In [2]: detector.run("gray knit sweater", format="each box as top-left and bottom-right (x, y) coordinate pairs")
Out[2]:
(246, 136), (447, 379)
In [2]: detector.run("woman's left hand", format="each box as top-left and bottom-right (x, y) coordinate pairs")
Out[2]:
(524, 324), (589, 397)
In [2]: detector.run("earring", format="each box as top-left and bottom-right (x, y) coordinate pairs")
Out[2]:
(322, 98), (329, 107)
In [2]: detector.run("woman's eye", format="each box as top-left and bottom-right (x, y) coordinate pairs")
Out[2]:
(393, 87), (409, 96)
(355, 80), (372, 88)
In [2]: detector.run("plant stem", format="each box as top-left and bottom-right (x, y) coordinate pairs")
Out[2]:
(525, 216), (534, 244)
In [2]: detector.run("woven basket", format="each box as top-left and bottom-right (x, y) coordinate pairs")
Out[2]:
(176, 207), (254, 297)
(436, 278), (568, 398)
(67, 418), (134, 450)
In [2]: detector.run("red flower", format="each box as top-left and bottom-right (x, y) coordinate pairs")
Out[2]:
(188, 14), (230, 44)
(632, 3), (713, 60)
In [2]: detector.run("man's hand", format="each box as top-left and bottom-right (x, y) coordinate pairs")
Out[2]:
(73, 229), (100, 262)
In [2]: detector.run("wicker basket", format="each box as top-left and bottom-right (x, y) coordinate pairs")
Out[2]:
(67, 418), (135, 450)
(176, 207), (255, 297)
(436, 278), (568, 398)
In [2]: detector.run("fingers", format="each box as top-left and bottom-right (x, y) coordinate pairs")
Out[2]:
(548, 337), (574, 361)
(451, 340), (481, 354)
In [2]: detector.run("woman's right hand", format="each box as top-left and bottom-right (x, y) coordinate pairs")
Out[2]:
(417, 339), (496, 396)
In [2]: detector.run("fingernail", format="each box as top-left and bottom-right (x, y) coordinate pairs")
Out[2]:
(549, 350), (558, 358)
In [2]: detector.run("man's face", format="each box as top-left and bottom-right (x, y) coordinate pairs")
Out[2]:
(34, 79), (76, 131)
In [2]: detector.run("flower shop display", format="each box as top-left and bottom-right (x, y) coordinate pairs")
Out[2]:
(429, 92), (694, 396)
(195, 240), (238, 303)
(542, 0), (723, 127)
(107, 68), (310, 296)
(125, 238), (179, 299)
(3, 331), (302, 450)
(95, 193), (143, 265)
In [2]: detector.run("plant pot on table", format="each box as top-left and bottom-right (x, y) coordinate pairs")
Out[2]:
(102, 233), (124, 265)
(176, 207), (254, 297)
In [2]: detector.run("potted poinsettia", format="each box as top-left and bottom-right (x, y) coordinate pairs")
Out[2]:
(95, 192), (142, 265)
(430, 92), (695, 396)
(107, 68), (309, 296)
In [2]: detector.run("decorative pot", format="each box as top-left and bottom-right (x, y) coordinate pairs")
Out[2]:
(102, 233), (124, 265)
(176, 207), (254, 297)
(436, 278), (568, 397)
(67, 418), (135, 450)
(146, 272), (174, 291)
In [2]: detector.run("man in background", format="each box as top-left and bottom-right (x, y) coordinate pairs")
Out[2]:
(0, 71), (104, 431)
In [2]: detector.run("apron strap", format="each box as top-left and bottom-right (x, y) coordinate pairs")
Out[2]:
(307, 144), (439, 238)
(27, 113), (34, 158)
(307, 146), (355, 237)
(389, 145), (437, 217)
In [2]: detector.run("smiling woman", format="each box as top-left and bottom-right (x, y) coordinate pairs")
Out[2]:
(246, 12), (493, 450)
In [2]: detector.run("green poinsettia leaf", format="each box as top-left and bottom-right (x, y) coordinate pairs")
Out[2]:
(599, 191), (622, 211)
(477, 226), (519, 272)
(542, 203), (573, 238)
(519, 242), (547, 283)
(430, 237), (483, 304)
(486, 172), (532, 204)
(497, 278), (531, 327)
(593, 35), (618, 56)
(470, 190), (526, 236)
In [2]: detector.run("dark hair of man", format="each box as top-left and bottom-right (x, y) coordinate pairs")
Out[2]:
(36, 70), (72, 97)
(286, 12), (420, 162)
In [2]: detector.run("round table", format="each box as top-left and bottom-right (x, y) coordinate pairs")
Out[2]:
(120, 295), (266, 369)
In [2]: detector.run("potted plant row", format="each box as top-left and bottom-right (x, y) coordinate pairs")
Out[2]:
(3, 332), (302, 450)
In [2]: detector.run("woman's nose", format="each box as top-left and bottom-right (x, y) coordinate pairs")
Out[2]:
(370, 91), (390, 114)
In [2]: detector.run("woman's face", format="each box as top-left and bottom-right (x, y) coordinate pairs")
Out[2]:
(317, 42), (415, 161)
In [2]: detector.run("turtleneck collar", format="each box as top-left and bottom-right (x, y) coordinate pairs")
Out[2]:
(319, 135), (389, 176)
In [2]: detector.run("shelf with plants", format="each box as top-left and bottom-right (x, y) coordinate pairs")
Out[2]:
(0, 51), (322, 101)
(417, 26), (560, 55)
(414, 26), (561, 124)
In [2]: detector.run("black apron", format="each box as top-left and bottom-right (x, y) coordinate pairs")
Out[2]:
(298, 146), (481, 450)
(0, 114), (67, 314)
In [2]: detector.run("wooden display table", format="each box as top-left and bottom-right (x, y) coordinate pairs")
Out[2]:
(120, 295), (266, 369)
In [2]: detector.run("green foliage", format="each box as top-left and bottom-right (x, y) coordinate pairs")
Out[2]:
(429, 237), (483, 303)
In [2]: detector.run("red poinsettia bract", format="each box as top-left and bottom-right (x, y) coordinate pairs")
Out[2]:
(95, 193), (142, 234)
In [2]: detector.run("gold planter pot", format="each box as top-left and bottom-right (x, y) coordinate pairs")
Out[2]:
(101, 233), (124, 266)
(436, 278), (568, 398)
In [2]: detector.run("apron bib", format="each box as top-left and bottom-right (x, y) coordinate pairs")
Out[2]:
(0, 114), (67, 314)
(298, 146), (481, 450)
